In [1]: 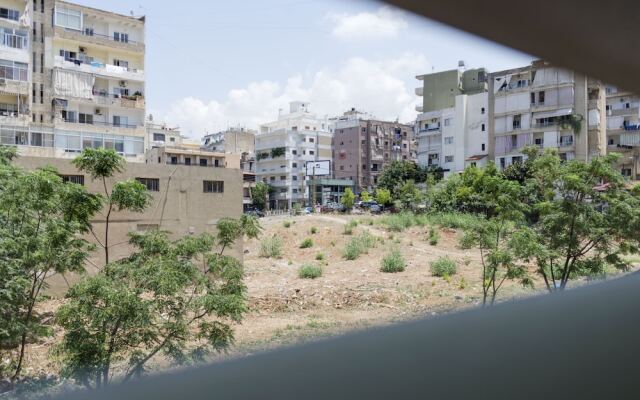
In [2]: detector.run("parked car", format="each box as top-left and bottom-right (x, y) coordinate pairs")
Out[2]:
(303, 206), (314, 214)
(244, 209), (265, 218)
(360, 201), (379, 209)
(369, 204), (382, 214)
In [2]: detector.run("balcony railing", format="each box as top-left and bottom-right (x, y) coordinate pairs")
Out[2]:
(165, 161), (225, 168)
(62, 118), (140, 129)
(63, 27), (142, 45)
(92, 90), (145, 109)
(1, 33), (28, 50)
(54, 56), (145, 81)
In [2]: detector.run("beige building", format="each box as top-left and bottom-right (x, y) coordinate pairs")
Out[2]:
(604, 85), (640, 179)
(15, 155), (244, 292)
(1, 0), (147, 162)
(488, 60), (606, 169)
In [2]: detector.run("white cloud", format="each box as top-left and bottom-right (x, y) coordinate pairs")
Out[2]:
(163, 53), (430, 139)
(327, 6), (408, 40)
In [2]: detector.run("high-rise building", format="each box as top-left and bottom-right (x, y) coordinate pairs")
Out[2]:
(414, 63), (489, 175)
(604, 85), (640, 179)
(488, 60), (606, 169)
(1, 0), (147, 161)
(255, 101), (332, 210)
(331, 108), (414, 192)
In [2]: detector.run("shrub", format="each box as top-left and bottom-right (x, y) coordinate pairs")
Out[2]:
(330, 240), (336, 247)
(380, 250), (406, 273)
(428, 227), (440, 246)
(427, 213), (482, 230)
(379, 212), (429, 232)
(310, 227), (318, 234)
(458, 277), (467, 289)
(343, 226), (353, 235)
(315, 252), (325, 261)
(260, 236), (283, 258)
(300, 238), (313, 249)
(298, 264), (322, 279)
(283, 221), (291, 228)
(343, 232), (376, 260)
(430, 257), (457, 277)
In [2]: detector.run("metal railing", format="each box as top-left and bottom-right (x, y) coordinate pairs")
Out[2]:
(62, 118), (140, 129)
(64, 27), (142, 45)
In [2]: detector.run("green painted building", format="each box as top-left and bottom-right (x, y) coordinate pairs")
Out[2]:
(416, 64), (488, 113)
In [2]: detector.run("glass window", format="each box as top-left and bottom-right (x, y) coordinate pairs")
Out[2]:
(55, 7), (82, 30)
(136, 178), (159, 192)
(203, 180), (224, 193)
(0, 8), (20, 21)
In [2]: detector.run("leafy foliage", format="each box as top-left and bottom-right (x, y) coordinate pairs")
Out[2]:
(298, 264), (322, 279)
(56, 218), (252, 388)
(250, 182), (272, 211)
(341, 188), (356, 210)
(430, 257), (457, 277)
(260, 236), (283, 258)
(375, 188), (392, 206)
(343, 232), (376, 260)
(299, 238), (313, 249)
(360, 191), (372, 202)
(380, 250), (406, 273)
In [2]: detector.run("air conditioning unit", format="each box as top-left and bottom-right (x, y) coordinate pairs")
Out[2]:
(95, 108), (102, 115)
(119, 80), (127, 87)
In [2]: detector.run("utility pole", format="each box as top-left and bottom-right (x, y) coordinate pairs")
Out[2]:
(312, 164), (317, 210)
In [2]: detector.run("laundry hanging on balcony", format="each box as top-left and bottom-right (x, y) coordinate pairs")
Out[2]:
(53, 69), (95, 99)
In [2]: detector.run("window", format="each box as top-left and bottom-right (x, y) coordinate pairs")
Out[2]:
(481, 107), (485, 114)
(0, 60), (28, 81)
(170, 137), (175, 142)
(292, 175), (298, 181)
(78, 113), (93, 124)
(113, 116), (129, 127)
(535, 138), (543, 147)
(444, 137), (454, 145)
(184, 157), (191, 166)
(60, 175), (84, 185)
(481, 123), (486, 132)
(530, 92), (535, 104)
(309, 150), (315, 155)
(445, 155), (454, 163)
(292, 162), (297, 168)
(55, 7), (82, 31)
(309, 137), (315, 143)
(114, 32), (129, 43)
(340, 165), (344, 171)
(500, 157), (506, 169)
(1, 27), (28, 49)
(538, 91), (545, 104)
(511, 135), (518, 147)
(513, 114), (522, 130)
(292, 149), (297, 155)
(153, 133), (165, 142)
(203, 180), (224, 193)
(113, 59), (129, 69)
(482, 143), (486, 151)
(292, 189), (298, 194)
(280, 175), (286, 181)
(41, 0), (44, 13)
(270, 177), (275, 182)
(170, 156), (178, 164)
(62, 110), (77, 122)
(444, 118), (452, 126)
(200, 158), (208, 167)
(84, 27), (94, 36)
(136, 178), (159, 192)
(0, 8), (20, 21)
(40, 53), (43, 73)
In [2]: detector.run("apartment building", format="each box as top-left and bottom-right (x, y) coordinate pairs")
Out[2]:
(331, 108), (414, 192)
(488, 60), (606, 169)
(147, 121), (185, 149)
(255, 101), (332, 210)
(0, 0), (147, 161)
(415, 64), (489, 175)
(604, 85), (640, 179)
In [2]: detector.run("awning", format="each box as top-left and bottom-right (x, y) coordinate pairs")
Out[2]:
(533, 108), (573, 120)
(465, 154), (488, 161)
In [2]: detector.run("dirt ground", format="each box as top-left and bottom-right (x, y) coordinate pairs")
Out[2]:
(20, 212), (617, 378)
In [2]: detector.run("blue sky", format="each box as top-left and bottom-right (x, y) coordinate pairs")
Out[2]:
(72, 0), (533, 137)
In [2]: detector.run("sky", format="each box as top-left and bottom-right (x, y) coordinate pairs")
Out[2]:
(72, 0), (534, 138)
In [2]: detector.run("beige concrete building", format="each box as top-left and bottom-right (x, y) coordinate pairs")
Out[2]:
(604, 85), (640, 179)
(15, 155), (244, 291)
(488, 60), (606, 169)
(0, 0), (147, 162)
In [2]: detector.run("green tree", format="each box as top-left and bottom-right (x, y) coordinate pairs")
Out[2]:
(375, 188), (392, 206)
(522, 151), (640, 291)
(397, 180), (422, 210)
(73, 148), (151, 265)
(377, 161), (443, 198)
(458, 164), (533, 305)
(341, 188), (356, 211)
(250, 182), (271, 211)
(56, 216), (259, 388)
(0, 149), (101, 380)
(360, 191), (372, 202)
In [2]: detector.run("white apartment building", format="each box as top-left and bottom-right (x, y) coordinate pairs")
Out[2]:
(0, 0), (147, 161)
(604, 85), (640, 179)
(147, 121), (184, 148)
(255, 101), (332, 210)
(488, 60), (606, 169)
(415, 64), (489, 176)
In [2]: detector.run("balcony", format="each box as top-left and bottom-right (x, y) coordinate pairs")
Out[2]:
(56, 118), (145, 136)
(54, 56), (145, 82)
(0, 108), (29, 126)
(415, 87), (424, 96)
(91, 90), (146, 110)
(54, 27), (145, 53)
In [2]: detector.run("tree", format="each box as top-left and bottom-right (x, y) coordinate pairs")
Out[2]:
(396, 181), (422, 210)
(458, 164), (533, 305)
(377, 161), (443, 198)
(250, 182), (271, 211)
(341, 188), (356, 211)
(56, 216), (260, 388)
(360, 191), (372, 202)
(73, 148), (151, 265)
(375, 188), (392, 206)
(0, 149), (101, 380)
(522, 151), (640, 291)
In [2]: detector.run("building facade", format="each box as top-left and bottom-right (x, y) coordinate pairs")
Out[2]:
(255, 101), (332, 210)
(1, 0), (147, 161)
(331, 108), (414, 192)
(415, 64), (489, 175)
(488, 60), (606, 169)
(605, 85), (640, 179)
